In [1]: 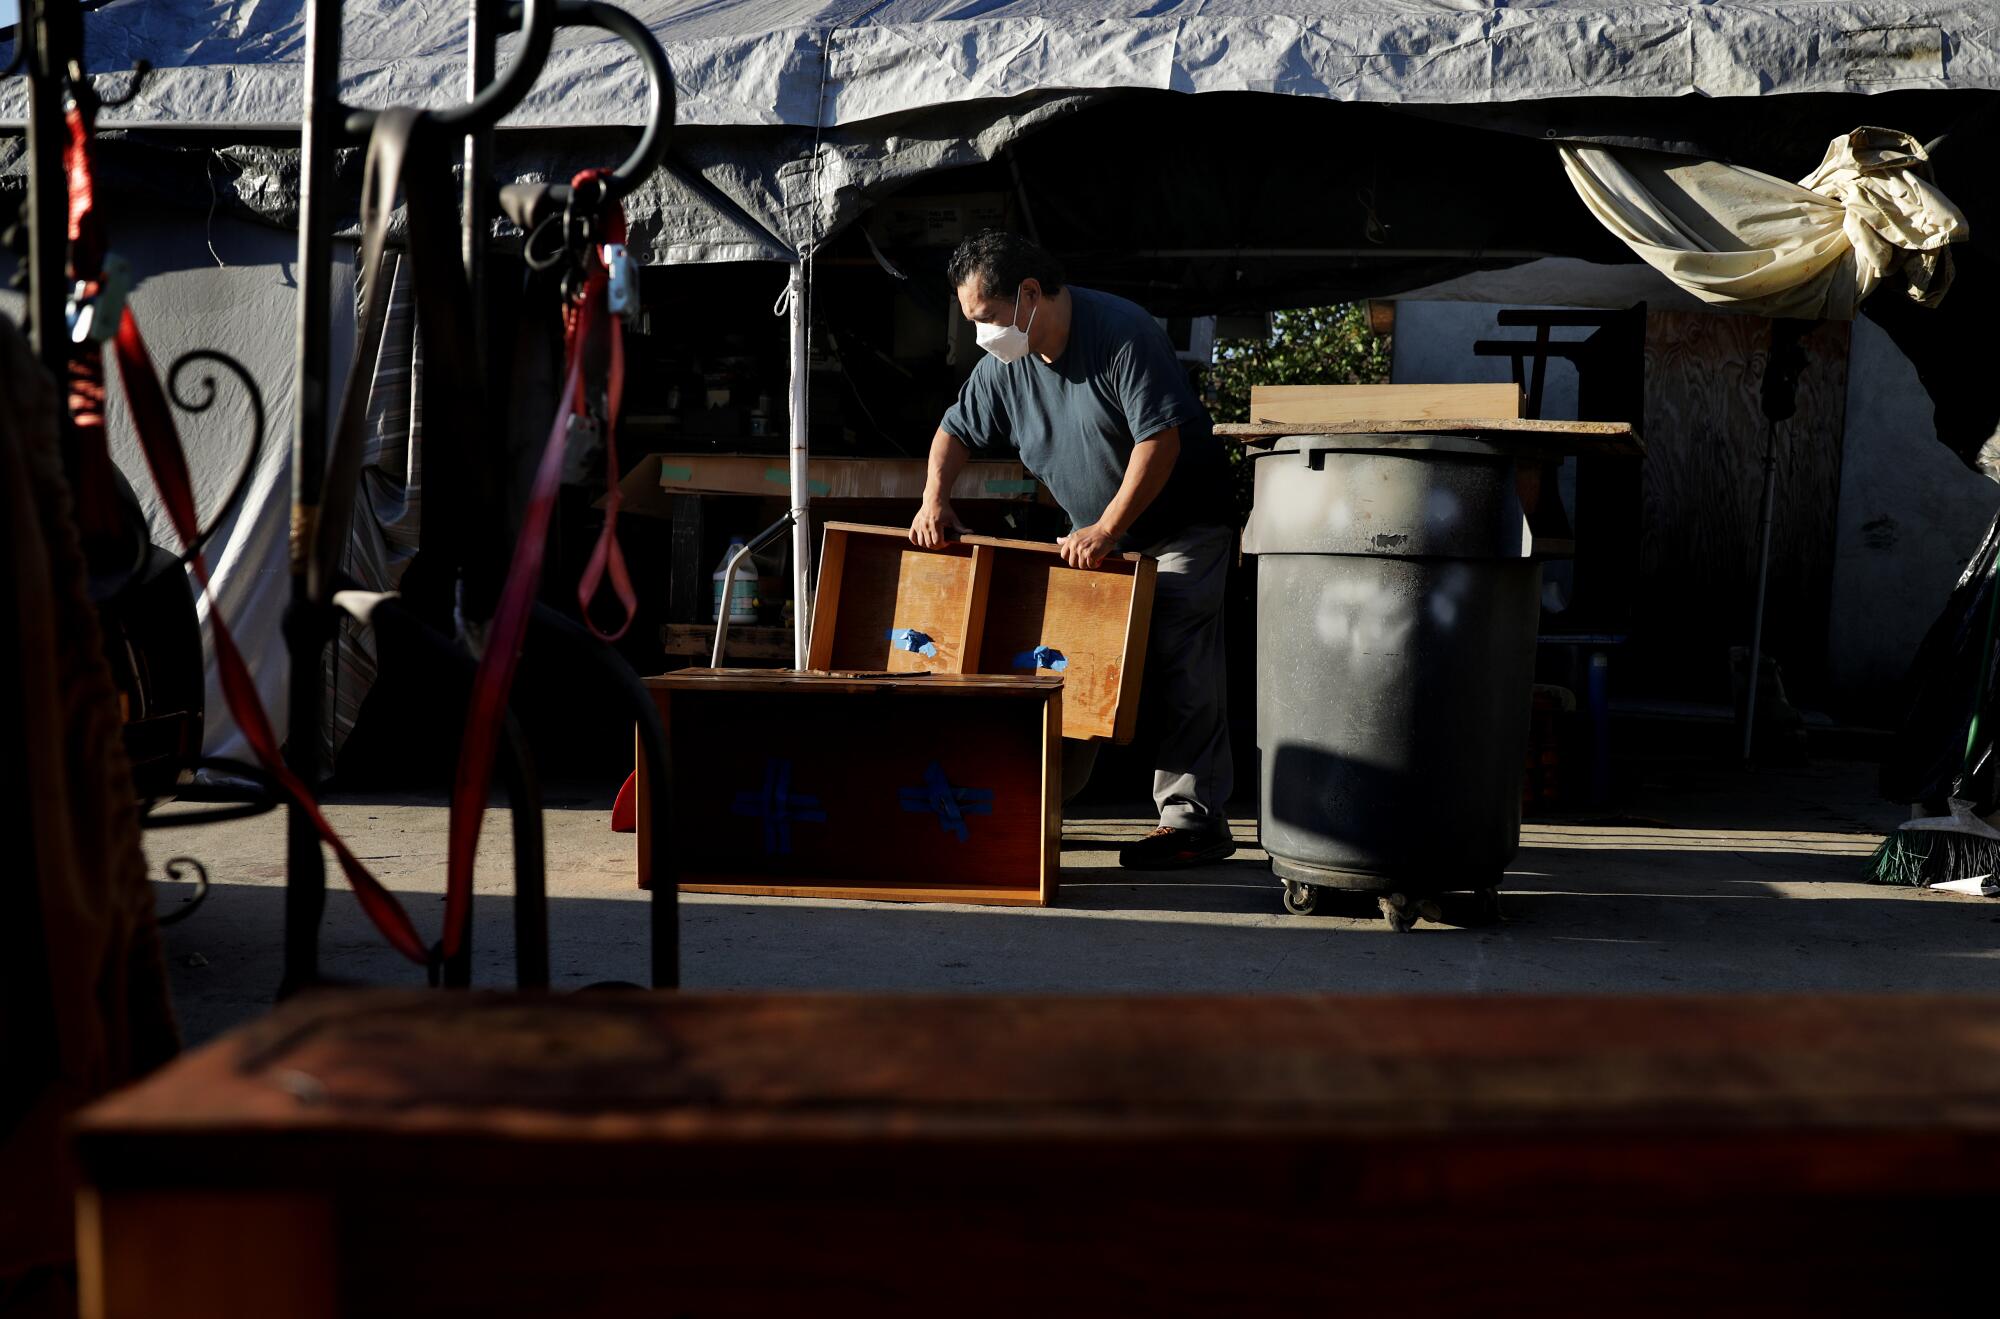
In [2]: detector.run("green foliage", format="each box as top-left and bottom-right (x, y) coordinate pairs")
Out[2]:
(1205, 304), (1392, 425)
(1196, 304), (1392, 526)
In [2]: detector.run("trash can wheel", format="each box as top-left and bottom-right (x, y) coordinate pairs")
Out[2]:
(1470, 885), (1503, 926)
(1281, 880), (1320, 917)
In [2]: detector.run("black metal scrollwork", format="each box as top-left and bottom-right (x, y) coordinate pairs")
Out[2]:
(165, 348), (267, 570)
(154, 855), (210, 927)
(87, 56), (151, 108)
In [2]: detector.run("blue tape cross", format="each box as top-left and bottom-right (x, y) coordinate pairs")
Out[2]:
(1013, 644), (1067, 672)
(888, 627), (939, 658)
(731, 758), (827, 855)
(898, 762), (995, 842)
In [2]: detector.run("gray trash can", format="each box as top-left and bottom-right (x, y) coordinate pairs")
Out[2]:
(1240, 433), (1542, 930)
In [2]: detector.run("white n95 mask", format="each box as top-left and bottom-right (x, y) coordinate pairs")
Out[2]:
(975, 286), (1037, 364)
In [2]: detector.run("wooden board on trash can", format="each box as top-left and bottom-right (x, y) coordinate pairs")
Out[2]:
(1216, 417), (1643, 457)
(635, 669), (1062, 905)
(1249, 382), (1523, 424)
(806, 522), (1155, 742)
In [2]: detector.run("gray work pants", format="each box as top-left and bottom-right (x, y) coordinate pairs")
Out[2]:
(1063, 522), (1235, 832)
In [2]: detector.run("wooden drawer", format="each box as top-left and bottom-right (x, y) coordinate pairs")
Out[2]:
(806, 522), (1156, 742)
(637, 669), (1061, 906)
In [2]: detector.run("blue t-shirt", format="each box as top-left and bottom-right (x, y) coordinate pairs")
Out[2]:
(941, 286), (1230, 549)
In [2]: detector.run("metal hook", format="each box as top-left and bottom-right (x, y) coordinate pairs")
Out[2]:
(165, 348), (268, 570)
(507, 1), (676, 208)
(560, 3), (675, 203)
(93, 57), (152, 109)
(521, 212), (571, 272)
(344, 0), (557, 139)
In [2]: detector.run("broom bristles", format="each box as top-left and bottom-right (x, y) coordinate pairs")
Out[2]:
(1868, 828), (2000, 887)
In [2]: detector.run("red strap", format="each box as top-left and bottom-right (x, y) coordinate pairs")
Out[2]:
(60, 107), (131, 549)
(68, 95), (428, 959)
(82, 104), (635, 972)
(444, 170), (640, 957)
(442, 276), (591, 956)
(65, 104), (105, 275)
(113, 308), (433, 964)
(572, 171), (637, 642)
(71, 101), (434, 968)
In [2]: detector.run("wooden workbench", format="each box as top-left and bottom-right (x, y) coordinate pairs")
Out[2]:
(74, 991), (2000, 1317)
(615, 451), (1049, 511)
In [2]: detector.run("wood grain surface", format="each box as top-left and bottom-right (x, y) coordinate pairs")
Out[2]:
(1250, 381), (1523, 423)
(810, 523), (1154, 740)
(78, 991), (2000, 1171)
(74, 991), (2000, 1317)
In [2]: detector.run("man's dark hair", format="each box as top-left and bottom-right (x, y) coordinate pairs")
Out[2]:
(946, 229), (1066, 298)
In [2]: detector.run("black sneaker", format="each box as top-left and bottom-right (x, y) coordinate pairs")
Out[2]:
(1118, 824), (1236, 870)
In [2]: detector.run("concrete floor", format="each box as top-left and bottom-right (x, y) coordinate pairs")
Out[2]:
(147, 756), (2000, 1044)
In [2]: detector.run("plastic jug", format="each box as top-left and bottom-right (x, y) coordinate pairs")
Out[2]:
(713, 538), (759, 623)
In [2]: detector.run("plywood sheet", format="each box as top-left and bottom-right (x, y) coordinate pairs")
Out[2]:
(1636, 312), (1850, 696)
(1250, 382), (1522, 423)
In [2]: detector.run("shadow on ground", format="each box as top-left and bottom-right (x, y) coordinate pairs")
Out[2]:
(151, 831), (2000, 1046)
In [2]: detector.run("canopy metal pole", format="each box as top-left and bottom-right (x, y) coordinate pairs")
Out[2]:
(788, 260), (812, 668)
(280, 0), (342, 995)
(464, 0), (496, 344)
(1741, 424), (1780, 763)
(21, 0), (71, 385)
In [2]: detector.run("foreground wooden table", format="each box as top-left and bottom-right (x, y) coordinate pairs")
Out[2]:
(76, 992), (2000, 1317)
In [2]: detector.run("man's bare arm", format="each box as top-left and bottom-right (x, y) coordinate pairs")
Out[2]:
(1058, 426), (1180, 568)
(911, 427), (971, 547)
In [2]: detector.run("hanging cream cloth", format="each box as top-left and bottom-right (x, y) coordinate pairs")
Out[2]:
(1562, 127), (1969, 320)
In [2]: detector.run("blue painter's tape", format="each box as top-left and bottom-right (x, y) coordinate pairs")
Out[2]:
(888, 627), (938, 658)
(898, 762), (995, 842)
(657, 463), (695, 483)
(1013, 644), (1067, 672)
(730, 758), (826, 855)
(766, 467), (832, 497)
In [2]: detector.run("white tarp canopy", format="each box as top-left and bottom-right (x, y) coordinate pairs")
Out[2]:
(5, 2), (1994, 760)
(4, 1), (1998, 132)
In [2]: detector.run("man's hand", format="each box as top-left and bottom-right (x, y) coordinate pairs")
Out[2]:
(910, 498), (965, 549)
(1056, 522), (1119, 569)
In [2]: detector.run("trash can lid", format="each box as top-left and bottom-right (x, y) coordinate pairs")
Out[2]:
(1240, 438), (1531, 561)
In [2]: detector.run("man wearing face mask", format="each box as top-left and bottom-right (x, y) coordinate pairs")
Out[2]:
(910, 229), (1236, 869)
